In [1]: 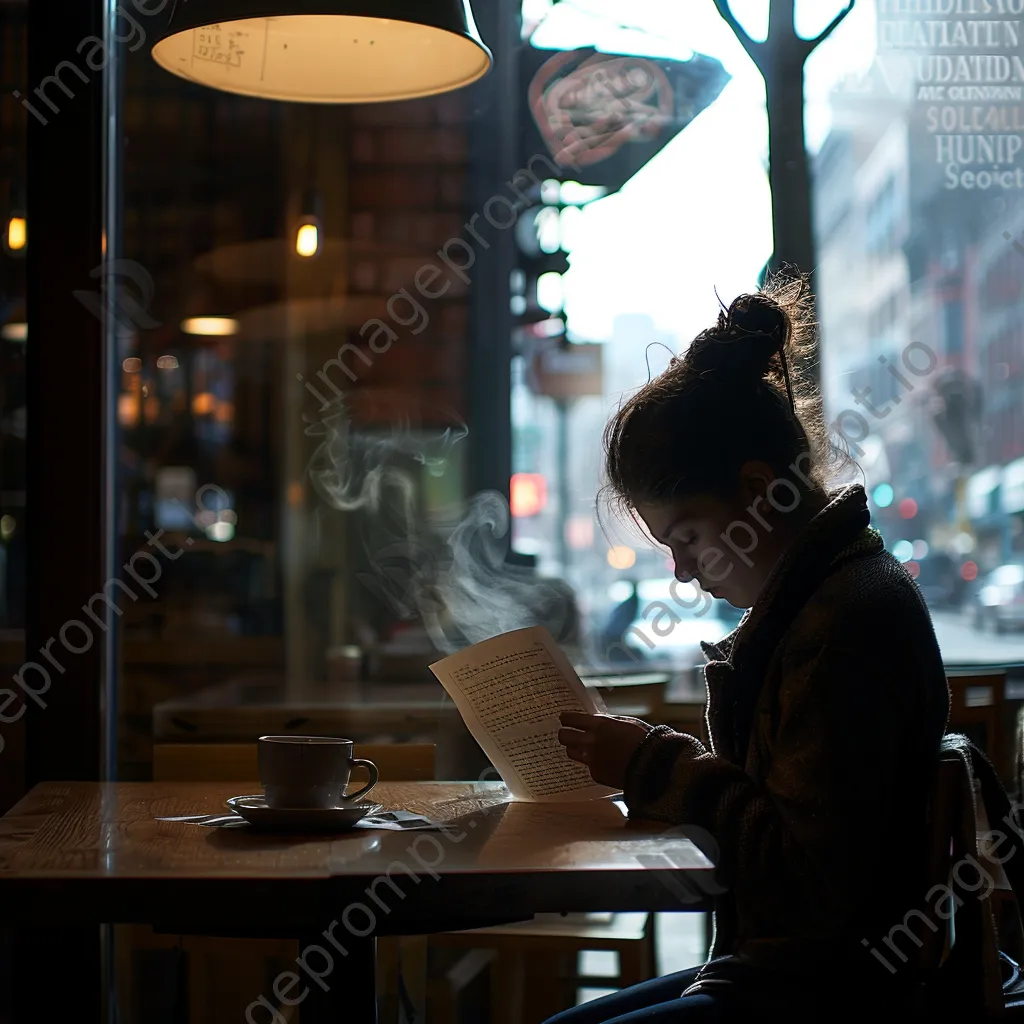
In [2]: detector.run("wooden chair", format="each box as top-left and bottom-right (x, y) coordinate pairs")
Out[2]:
(119, 741), (436, 1024)
(912, 750), (1005, 1017)
(946, 668), (1008, 784)
(433, 912), (656, 1024)
(151, 740), (436, 783)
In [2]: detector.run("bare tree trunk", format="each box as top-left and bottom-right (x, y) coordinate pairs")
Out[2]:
(713, 0), (854, 384)
(765, 46), (815, 281)
(713, 0), (854, 286)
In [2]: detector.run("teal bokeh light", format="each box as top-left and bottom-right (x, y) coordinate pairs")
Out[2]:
(892, 539), (914, 563)
(872, 483), (895, 508)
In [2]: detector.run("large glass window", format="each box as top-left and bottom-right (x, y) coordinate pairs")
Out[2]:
(113, 3), (513, 784)
(812, 1), (1024, 665)
(512, 0), (1024, 671)
(100, 0), (1024, 789)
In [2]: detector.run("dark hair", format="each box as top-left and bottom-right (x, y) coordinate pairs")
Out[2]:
(602, 272), (848, 518)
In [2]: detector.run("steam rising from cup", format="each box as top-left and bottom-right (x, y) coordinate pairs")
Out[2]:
(306, 399), (576, 655)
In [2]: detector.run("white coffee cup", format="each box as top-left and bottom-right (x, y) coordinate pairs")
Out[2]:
(257, 735), (379, 809)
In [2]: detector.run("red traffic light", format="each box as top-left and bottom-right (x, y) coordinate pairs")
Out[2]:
(511, 474), (547, 517)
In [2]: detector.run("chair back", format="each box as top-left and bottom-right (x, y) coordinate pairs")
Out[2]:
(152, 741), (436, 782)
(917, 745), (1005, 1015)
(946, 668), (1007, 781)
(917, 754), (962, 973)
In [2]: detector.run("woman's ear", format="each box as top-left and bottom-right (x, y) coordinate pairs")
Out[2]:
(737, 460), (777, 510)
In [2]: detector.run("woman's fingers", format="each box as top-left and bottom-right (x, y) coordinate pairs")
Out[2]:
(559, 711), (600, 731)
(557, 726), (594, 765)
(557, 727), (590, 746)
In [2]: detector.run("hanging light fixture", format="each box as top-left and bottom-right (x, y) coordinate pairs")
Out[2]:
(151, 0), (491, 103)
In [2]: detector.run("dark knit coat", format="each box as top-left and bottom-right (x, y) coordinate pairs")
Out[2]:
(623, 484), (951, 980)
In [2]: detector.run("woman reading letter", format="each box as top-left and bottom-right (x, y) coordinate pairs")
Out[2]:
(550, 276), (950, 1022)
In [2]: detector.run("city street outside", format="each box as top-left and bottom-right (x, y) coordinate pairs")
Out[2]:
(933, 610), (1024, 666)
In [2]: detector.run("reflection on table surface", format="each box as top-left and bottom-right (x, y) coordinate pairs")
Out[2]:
(0, 781), (714, 880)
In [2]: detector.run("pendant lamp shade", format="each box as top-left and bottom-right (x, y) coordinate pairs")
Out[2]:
(151, 0), (491, 103)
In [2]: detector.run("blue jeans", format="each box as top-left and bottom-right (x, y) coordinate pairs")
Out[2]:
(541, 968), (720, 1023)
(541, 959), (906, 1023)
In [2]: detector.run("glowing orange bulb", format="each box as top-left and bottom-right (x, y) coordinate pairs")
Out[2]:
(6, 217), (26, 251)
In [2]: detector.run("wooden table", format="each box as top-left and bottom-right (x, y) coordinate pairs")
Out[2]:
(0, 781), (715, 1022)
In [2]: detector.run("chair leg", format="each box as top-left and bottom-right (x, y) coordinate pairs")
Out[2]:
(379, 936), (428, 1023)
(641, 913), (657, 981)
(703, 912), (714, 959)
(617, 943), (645, 989)
(377, 936), (400, 1023)
(398, 936), (428, 1022)
(522, 948), (577, 1023)
(426, 948), (494, 1023)
(491, 947), (525, 1024)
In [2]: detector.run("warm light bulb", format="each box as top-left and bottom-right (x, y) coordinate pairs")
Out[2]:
(117, 393), (140, 427)
(296, 222), (319, 258)
(192, 391), (216, 415)
(6, 217), (26, 251)
(181, 317), (238, 336)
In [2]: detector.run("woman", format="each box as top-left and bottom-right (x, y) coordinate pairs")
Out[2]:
(550, 277), (951, 1022)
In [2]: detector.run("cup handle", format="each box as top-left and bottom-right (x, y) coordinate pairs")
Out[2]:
(346, 759), (379, 801)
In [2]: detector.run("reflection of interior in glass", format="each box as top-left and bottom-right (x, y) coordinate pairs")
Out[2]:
(151, 13), (492, 103)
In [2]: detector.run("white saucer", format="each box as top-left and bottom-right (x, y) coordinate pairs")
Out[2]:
(226, 795), (383, 832)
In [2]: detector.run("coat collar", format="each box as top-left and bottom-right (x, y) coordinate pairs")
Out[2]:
(699, 484), (882, 762)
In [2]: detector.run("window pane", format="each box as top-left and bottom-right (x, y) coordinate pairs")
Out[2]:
(812, 1), (1024, 663)
(107, 0), (1021, 800)
(512, 2), (769, 683)
(114, 7), (509, 786)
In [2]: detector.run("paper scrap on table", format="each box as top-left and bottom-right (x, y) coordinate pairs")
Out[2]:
(429, 625), (618, 803)
(154, 809), (449, 831)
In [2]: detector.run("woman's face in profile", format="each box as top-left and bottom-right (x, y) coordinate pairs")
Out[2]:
(634, 492), (777, 610)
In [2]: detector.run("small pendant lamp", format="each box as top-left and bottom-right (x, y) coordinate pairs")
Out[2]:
(152, 0), (491, 103)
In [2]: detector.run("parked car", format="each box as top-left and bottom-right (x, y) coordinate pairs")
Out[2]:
(970, 563), (1024, 634)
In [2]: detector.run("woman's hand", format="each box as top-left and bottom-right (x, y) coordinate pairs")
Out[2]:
(557, 711), (652, 790)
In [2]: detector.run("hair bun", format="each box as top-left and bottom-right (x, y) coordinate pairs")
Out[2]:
(688, 292), (789, 380)
(729, 293), (788, 344)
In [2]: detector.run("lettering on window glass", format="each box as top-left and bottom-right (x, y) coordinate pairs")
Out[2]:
(877, 0), (1024, 189)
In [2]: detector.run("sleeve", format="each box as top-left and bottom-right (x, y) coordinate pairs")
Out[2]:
(622, 641), (905, 927)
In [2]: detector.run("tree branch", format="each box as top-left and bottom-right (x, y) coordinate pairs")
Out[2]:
(711, 0), (764, 67)
(803, 1), (855, 54)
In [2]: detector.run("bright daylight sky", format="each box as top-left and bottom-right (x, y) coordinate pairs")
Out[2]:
(524, 0), (879, 347)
